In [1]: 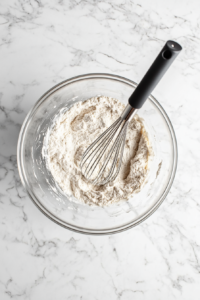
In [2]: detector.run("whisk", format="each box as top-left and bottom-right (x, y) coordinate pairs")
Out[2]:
(80, 40), (182, 185)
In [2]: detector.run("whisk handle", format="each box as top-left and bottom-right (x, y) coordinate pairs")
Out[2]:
(129, 40), (182, 109)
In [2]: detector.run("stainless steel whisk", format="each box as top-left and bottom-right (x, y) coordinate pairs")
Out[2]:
(80, 41), (182, 185)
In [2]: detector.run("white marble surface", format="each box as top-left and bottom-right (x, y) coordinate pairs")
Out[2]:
(0, 0), (200, 299)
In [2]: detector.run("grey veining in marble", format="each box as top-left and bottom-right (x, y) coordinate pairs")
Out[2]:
(0, 0), (200, 299)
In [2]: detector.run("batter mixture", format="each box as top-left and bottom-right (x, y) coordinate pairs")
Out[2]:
(46, 96), (152, 206)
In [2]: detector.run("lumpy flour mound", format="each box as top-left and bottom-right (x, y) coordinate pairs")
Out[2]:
(46, 96), (152, 206)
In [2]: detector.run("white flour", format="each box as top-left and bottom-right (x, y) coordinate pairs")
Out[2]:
(46, 96), (152, 206)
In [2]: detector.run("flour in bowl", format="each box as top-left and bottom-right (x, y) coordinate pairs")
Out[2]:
(46, 96), (152, 206)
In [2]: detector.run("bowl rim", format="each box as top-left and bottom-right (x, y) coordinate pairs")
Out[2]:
(17, 73), (178, 235)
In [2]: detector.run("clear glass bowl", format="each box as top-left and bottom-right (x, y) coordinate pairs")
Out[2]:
(17, 73), (177, 235)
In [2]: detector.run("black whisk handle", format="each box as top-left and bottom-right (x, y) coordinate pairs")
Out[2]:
(129, 40), (182, 109)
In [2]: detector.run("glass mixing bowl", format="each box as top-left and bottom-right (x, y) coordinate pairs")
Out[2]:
(17, 73), (177, 235)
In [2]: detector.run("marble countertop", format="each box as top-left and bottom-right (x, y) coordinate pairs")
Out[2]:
(0, 0), (200, 299)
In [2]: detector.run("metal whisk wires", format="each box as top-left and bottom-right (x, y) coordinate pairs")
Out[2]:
(80, 105), (137, 186)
